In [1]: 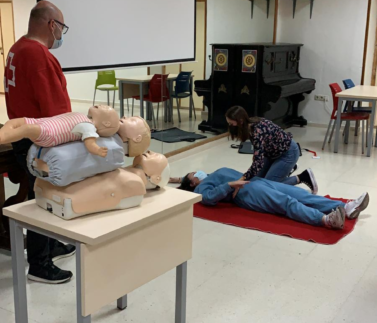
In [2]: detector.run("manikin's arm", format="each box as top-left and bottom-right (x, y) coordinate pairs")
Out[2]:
(84, 138), (108, 157)
(0, 118), (41, 144)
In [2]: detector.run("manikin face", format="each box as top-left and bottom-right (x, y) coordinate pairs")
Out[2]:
(88, 105), (120, 137)
(133, 151), (170, 188)
(118, 116), (151, 157)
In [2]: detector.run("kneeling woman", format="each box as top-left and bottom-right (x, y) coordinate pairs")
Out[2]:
(226, 106), (318, 194)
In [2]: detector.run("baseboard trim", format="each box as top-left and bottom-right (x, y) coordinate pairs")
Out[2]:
(70, 98), (202, 111)
(165, 133), (228, 161)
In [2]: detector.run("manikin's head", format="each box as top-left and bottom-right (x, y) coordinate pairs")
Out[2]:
(178, 171), (208, 192)
(28, 1), (67, 50)
(133, 151), (170, 189)
(88, 105), (120, 137)
(117, 116), (151, 157)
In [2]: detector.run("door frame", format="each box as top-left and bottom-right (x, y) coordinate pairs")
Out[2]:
(0, 0), (16, 94)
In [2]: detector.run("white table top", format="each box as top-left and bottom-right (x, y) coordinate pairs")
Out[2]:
(117, 74), (194, 82)
(336, 85), (377, 100)
(3, 187), (201, 246)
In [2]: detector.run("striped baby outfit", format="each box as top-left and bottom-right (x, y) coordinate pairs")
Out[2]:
(25, 112), (93, 147)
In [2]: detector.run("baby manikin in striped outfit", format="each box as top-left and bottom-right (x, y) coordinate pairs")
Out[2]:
(0, 105), (120, 157)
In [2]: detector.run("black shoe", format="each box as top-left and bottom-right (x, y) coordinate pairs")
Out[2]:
(298, 168), (318, 194)
(289, 164), (299, 176)
(51, 241), (76, 262)
(28, 261), (73, 284)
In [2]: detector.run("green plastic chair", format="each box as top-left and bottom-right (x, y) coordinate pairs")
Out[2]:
(93, 70), (128, 110)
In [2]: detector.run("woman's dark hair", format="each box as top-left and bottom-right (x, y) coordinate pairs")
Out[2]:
(178, 174), (195, 192)
(225, 106), (262, 142)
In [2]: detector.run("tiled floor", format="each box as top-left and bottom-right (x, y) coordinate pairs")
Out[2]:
(1, 120), (377, 322)
(0, 95), (216, 156)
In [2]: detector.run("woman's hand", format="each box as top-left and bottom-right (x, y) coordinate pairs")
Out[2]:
(169, 177), (181, 184)
(229, 178), (250, 198)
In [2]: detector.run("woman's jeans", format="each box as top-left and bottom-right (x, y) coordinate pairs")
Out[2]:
(256, 140), (300, 186)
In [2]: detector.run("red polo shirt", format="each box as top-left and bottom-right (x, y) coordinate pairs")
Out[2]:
(4, 37), (71, 120)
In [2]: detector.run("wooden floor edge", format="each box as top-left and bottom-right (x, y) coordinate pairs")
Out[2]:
(164, 133), (228, 158)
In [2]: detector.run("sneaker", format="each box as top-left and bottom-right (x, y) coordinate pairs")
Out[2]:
(289, 164), (299, 176)
(345, 192), (369, 219)
(28, 261), (73, 284)
(325, 207), (346, 230)
(50, 241), (76, 262)
(298, 169), (318, 194)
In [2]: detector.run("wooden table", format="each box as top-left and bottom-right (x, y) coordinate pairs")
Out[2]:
(117, 74), (195, 123)
(0, 142), (28, 250)
(4, 187), (201, 323)
(335, 85), (377, 157)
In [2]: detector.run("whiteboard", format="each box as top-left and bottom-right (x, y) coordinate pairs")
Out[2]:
(50, 0), (196, 72)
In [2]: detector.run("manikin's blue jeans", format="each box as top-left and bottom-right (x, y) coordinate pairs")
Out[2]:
(236, 177), (345, 226)
(256, 140), (300, 186)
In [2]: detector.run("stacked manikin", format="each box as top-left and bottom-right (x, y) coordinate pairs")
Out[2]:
(0, 105), (170, 220)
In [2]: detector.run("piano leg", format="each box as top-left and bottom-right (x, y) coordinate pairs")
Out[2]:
(283, 94), (308, 127)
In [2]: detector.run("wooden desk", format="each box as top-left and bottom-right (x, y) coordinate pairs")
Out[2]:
(117, 74), (195, 123)
(4, 187), (201, 323)
(335, 86), (377, 157)
(0, 142), (28, 250)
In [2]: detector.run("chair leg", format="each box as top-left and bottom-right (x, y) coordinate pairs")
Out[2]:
(157, 103), (160, 121)
(344, 121), (350, 144)
(93, 89), (97, 106)
(127, 99), (130, 112)
(113, 91), (116, 109)
(107, 91), (110, 106)
(132, 99), (134, 116)
(191, 96), (196, 120)
(176, 97), (182, 123)
(169, 100), (174, 125)
(361, 120), (365, 155)
(355, 120), (360, 136)
(151, 102), (157, 129)
(322, 119), (333, 150)
(329, 119), (340, 144)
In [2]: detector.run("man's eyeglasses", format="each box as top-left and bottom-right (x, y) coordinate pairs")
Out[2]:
(54, 20), (69, 34)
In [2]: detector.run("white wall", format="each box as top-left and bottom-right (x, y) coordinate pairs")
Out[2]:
(206, 0), (274, 77)
(12, 0), (148, 105)
(277, 0), (369, 125)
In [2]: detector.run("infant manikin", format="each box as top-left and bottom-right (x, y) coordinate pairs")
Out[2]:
(0, 105), (120, 157)
(117, 116), (151, 157)
(125, 151), (170, 189)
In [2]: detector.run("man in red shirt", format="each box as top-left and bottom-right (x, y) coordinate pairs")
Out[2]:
(4, 1), (75, 284)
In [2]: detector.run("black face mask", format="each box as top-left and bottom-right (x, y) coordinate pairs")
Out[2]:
(228, 125), (238, 137)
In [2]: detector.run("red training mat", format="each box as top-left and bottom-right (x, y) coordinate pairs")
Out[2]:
(194, 196), (357, 245)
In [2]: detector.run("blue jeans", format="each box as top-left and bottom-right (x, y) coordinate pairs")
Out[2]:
(256, 140), (300, 186)
(236, 177), (344, 226)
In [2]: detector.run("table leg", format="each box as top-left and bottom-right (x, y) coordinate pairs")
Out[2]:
(119, 81), (124, 117)
(140, 84), (144, 119)
(10, 219), (28, 323)
(175, 262), (187, 323)
(117, 295), (128, 310)
(169, 81), (174, 123)
(189, 78), (193, 119)
(76, 243), (91, 323)
(367, 101), (376, 156)
(334, 98), (343, 153)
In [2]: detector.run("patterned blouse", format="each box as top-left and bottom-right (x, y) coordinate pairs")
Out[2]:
(243, 119), (293, 180)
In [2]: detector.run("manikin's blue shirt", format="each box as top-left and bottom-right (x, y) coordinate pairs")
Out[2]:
(194, 168), (243, 206)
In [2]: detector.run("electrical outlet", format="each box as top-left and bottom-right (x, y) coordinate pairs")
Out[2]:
(314, 95), (326, 102)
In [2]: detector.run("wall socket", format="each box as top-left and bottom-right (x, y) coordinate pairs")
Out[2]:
(314, 95), (329, 102)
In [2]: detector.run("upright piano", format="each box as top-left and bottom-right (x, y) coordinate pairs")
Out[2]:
(195, 43), (316, 133)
